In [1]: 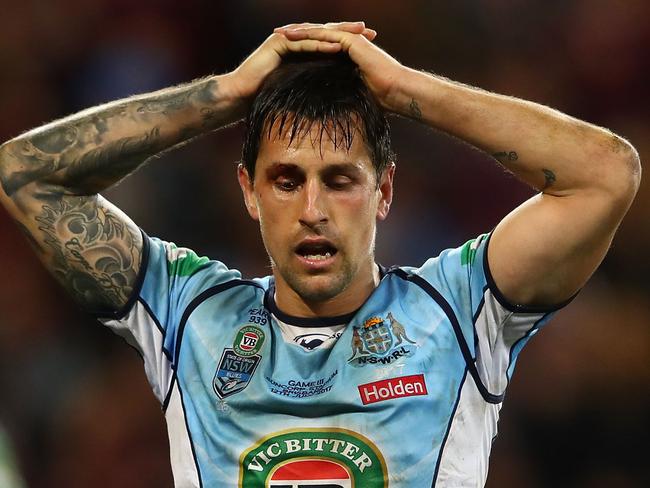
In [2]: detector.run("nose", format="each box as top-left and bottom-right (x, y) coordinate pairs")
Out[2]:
(299, 178), (328, 228)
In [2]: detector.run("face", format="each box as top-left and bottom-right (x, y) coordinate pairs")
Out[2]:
(238, 121), (394, 314)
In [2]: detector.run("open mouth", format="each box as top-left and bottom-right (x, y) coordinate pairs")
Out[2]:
(295, 241), (338, 262)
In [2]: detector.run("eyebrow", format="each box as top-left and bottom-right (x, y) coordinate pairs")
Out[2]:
(264, 161), (364, 178)
(320, 163), (364, 179)
(264, 163), (300, 180)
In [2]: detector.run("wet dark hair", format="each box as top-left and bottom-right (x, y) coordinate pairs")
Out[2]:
(241, 52), (395, 183)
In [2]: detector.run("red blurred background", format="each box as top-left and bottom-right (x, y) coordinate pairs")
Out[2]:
(0, 1), (648, 486)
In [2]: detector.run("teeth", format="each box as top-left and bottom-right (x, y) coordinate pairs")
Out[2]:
(304, 252), (332, 261)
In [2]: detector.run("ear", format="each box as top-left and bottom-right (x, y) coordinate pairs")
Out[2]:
(237, 164), (259, 221)
(376, 163), (395, 221)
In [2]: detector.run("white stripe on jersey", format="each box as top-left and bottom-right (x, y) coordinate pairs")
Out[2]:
(166, 383), (201, 488)
(436, 289), (545, 486)
(100, 300), (173, 404)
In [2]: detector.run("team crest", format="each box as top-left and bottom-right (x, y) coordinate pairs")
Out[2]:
(349, 312), (417, 367)
(360, 316), (393, 355)
(213, 349), (261, 398)
(213, 325), (265, 399)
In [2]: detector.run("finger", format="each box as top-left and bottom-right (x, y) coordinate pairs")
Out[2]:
(283, 39), (343, 54)
(324, 21), (366, 32)
(275, 21), (366, 34)
(275, 22), (322, 32)
(283, 27), (357, 45)
(362, 28), (377, 41)
(275, 21), (365, 30)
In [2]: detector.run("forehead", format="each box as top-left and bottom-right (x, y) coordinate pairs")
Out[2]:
(255, 117), (373, 171)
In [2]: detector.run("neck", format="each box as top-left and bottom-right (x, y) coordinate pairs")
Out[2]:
(273, 263), (381, 318)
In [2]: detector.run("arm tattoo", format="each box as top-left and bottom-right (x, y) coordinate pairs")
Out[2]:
(492, 150), (519, 162)
(34, 196), (141, 312)
(409, 98), (422, 120)
(0, 77), (220, 197)
(63, 127), (162, 191)
(0, 77), (223, 312)
(493, 152), (556, 191)
(542, 168), (556, 189)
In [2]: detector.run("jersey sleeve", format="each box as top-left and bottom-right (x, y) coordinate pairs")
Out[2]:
(96, 231), (241, 404)
(414, 232), (573, 399)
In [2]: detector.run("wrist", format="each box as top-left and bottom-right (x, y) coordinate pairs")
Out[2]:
(383, 67), (435, 118)
(214, 72), (250, 121)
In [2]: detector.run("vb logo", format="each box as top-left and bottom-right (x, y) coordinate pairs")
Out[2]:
(233, 325), (265, 357)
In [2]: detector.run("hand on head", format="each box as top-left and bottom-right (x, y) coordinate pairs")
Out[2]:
(231, 21), (404, 112)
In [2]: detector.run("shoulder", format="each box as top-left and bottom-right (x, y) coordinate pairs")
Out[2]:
(401, 233), (489, 287)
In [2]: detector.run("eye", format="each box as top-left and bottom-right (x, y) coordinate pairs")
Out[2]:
(327, 175), (353, 190)
(275, 177), (298, 192)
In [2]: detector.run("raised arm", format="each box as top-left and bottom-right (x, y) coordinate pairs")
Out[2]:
(390, 70), (641, 306)
(0, 23), (373, 314)
(0, 75), (243, 314)
(280, 24), (641, 307)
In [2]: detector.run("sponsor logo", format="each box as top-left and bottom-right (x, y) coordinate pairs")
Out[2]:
(234, 325), (266, 357)
(358, 374), (427, 405)
(348, 313), (417, 367)
(239, 428), (387, 487)
(268, 459), (352, 487)
(214, 324), (266, 399)
(213, 349), (261, 399)
(266, 370), (338, 398)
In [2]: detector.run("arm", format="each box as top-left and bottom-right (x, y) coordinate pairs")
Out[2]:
(0, 23), (371, 314)
(0, 75), (241, 314)
(384, 69), (641, 306)
(280, 24), (641, 306)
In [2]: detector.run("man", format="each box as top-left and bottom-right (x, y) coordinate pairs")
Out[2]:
(0, 21), (640, 487)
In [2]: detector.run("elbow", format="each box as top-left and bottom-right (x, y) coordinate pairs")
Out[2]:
(626, 144), (642, 192)
(617, 140), (641, 197)
(600, 137), (642, 208)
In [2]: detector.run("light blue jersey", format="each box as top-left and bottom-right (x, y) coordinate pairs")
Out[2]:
(100, 232), (566, 487)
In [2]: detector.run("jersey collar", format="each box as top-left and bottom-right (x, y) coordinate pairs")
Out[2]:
(264, 264), (388, 328)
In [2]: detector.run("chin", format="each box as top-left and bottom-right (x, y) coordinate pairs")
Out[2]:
(283, 269), (352, 304)
(293, 277), (346, 303)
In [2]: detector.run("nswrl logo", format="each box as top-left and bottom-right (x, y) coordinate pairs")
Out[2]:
(348, 313), (417, 366)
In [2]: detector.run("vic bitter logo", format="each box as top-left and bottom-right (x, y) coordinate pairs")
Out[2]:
(239, 429), (387, 487)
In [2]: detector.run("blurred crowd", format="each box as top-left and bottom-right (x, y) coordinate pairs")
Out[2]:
(0, 1), (648, 486)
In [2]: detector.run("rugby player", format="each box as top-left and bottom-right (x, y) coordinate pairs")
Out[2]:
(0, 22), (640, 487)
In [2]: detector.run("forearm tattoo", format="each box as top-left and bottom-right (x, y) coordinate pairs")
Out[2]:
(492, 150), (557, 190)
(0, 77), (219, 311)
(34, 196), (142, 312)
(0, 77), (219, 197)
(409, 98), (422, 120)
(492, 150), (518, 162)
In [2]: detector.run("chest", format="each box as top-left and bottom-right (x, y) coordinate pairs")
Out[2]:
(170, 281), (470, 486)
